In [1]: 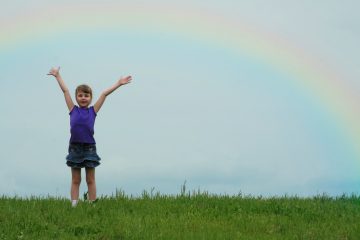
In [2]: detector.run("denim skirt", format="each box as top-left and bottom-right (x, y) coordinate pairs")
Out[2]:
(66, 143), (101, 168)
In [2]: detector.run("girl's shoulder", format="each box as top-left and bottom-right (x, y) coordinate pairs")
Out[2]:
(89, 106), (97, 115)
(69, 106), (96, 115)
(69, 105), (79, 115)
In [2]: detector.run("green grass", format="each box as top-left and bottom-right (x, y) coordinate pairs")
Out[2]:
(1, 188), (360, 239)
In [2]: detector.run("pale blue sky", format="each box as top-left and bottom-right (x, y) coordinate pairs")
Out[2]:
(0, 0), (359, 198)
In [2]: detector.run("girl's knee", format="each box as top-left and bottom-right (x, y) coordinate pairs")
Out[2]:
(86, 177), (95, 185)
(85, 167), (95, 185)
(71, 167), (81, 185)
(72, 177), (81, 185)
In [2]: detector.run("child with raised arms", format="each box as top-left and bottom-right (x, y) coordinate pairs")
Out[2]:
(47, 67), (132, 207)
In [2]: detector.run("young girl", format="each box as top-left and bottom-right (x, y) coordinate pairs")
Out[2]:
(47, 66), (132, 207)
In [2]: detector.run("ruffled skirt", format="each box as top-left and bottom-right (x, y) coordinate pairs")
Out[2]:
(66, 143), (101, 168)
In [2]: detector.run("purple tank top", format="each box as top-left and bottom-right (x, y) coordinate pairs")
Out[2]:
(69, 106), (97, 144)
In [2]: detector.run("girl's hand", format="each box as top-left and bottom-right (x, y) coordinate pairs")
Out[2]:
(47, 67), (60, 77)
(118, 76), (132, 86)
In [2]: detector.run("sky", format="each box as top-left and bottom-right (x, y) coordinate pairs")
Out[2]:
(1, 0), (360, 198)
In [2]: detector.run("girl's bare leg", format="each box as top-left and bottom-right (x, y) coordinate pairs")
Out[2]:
(71, 168), (81, 200)
(85, 167), (96, 200)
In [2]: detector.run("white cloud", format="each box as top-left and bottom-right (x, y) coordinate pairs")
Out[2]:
(1, 0), (359, 198)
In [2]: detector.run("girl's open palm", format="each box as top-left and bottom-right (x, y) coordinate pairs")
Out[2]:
(118, 76), (132, 85)
(47, 67), (60, 77)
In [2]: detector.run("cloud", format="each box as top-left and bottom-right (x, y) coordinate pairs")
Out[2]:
(1, 0), (359, 197)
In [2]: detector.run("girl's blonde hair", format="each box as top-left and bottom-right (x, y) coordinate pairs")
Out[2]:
(75, 84), (93, 98)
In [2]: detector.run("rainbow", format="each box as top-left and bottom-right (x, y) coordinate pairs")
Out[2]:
(1, 3), (359, 159)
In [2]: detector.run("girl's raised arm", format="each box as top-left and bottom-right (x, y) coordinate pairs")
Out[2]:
(93, 75), (132, 113)
(47, 67), (75, 112)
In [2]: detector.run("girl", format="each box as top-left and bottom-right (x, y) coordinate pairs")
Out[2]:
(47, 67), (132, 207)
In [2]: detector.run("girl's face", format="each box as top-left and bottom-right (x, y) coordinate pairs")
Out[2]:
(76, 91), (92, 108)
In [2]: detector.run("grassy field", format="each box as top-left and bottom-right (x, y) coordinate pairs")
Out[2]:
(1, 187), (360, 240)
